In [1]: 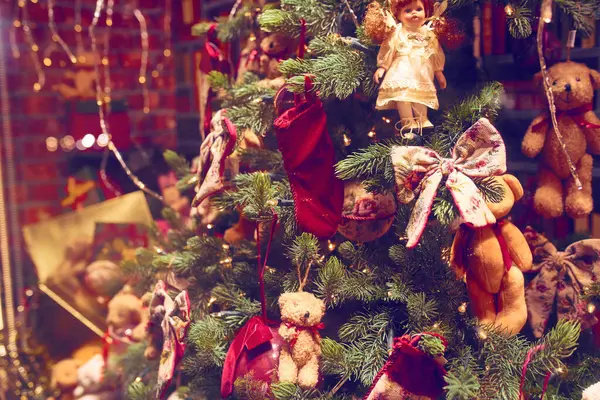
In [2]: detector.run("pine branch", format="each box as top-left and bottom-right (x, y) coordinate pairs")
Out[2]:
(259, 0), (339, 38)
(445, 347), (482, 400)
(507, 2), (533, 39)
(227, 172), (280, 220)
(164, 150), (190, 178)
(126, 381), (154, 400)
(279, 35), (375, 100)
(431, 82), (504, 157)
(555, 0), (600, 36)
(335, 140), (398, 183)
(526, 320), (580, 381)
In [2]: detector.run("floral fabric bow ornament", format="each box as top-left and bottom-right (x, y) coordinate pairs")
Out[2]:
(524, 229), (600, 338)
(391, 118), (506, 248)
(192, 109), (237, 208)
(150, 280), (191, 399)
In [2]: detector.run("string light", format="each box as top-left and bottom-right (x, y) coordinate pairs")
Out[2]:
(477, 328), (488, 340)
(133, 9), (150, 114)
(382, 117), (391, 123)
(90, 0), (164, 203)
(504, 4), (515, 17)
(48, 0), (77, 64)
(45, 137), (58, 152)
(343, 134), (352, 146)
(458, 302), (467, 313)
(327, 240), (336, 252)
(587, 302), (596, 314)
(367, 130), (376, 138)
(540, 0), (552, 23)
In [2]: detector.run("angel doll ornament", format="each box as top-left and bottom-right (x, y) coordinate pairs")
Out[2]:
(368, 0), (446, 138)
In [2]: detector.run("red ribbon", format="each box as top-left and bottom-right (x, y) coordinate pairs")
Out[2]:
(284, 321), (325, 349)
(298, 19), (306, 58)
(532, 103), (600, 131)
(220, 316), (274, 398)
(519, 344), (552, 399)
(256, 213), (278, 322)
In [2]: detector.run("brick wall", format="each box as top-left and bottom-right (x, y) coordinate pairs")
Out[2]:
(1, 0), (179, 228)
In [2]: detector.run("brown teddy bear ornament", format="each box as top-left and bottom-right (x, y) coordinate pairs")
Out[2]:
(522, 61), (600, 218)
(278, 291), (325, 389)
(450, 174), (533, 336)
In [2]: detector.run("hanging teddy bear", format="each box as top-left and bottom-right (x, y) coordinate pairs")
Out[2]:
(450, 175), (533, 336)
(277, 291), (325, 389)
(365, 0), (446, 138)
(522, 61), (600, 218)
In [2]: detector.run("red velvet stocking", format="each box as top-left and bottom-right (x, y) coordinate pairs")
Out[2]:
(273, 77), (343, 239)
(364, 334), (447, 400)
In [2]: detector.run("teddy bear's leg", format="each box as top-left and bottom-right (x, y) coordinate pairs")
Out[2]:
(466, 272), (497, 326)
(533, 168), (564, 218)
(495, 267), (527, 336)
(277, 347), (298, 384)
(565, 154), (594, 218)
(297, 353), (319, 389)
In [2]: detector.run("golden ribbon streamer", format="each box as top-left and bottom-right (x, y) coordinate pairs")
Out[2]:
(48, 0), (77, 64)
(90, 0), (165, 203)
(536, 0), (582, 189)
(134, 9), (150, 114)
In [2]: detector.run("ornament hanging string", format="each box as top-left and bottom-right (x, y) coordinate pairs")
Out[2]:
(519, 344), (552, 399)
(255, 213), (278, 323)
(536, 0), (582, 189)
(90, 0), (165, 204)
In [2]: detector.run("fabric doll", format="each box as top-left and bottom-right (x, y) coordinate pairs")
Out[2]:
(369, 0), (446, 138)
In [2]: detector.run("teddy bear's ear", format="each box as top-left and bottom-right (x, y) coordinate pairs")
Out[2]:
(278, 293), (290, 309)
(590, 69), (600, 90)
(502, 174), (524, 201)
(533, 71), (544, 88)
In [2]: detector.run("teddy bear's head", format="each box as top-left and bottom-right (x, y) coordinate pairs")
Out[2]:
(260, 33), (294, 57)
(279, 291), (325, 327)
(106, 293), (143, 331)
(484, 174), (524, 220)
(50, 358), (81, 390)
(534, 62), (600, 111)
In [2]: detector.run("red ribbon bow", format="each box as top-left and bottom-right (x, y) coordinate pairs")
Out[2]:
(532, 103), (600, 131)
(284, 321), (325, 349)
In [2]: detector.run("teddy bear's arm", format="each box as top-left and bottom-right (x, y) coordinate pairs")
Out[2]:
(279, 323), (297, 341)
(522, 115), (549, 158)
(449, 227), (468, 280)
(583, 111), (600, 155)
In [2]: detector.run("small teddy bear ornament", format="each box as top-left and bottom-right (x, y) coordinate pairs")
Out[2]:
(450, 174), (533, 336)
(522, 61), (600, 219)
(277, 290), (325, 389)
(106, 292), (149, 342)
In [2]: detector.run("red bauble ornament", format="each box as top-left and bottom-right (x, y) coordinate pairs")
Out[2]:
(221, 316), (284, 399)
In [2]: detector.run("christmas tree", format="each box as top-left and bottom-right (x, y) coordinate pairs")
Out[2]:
(110, 1), (600, 399)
